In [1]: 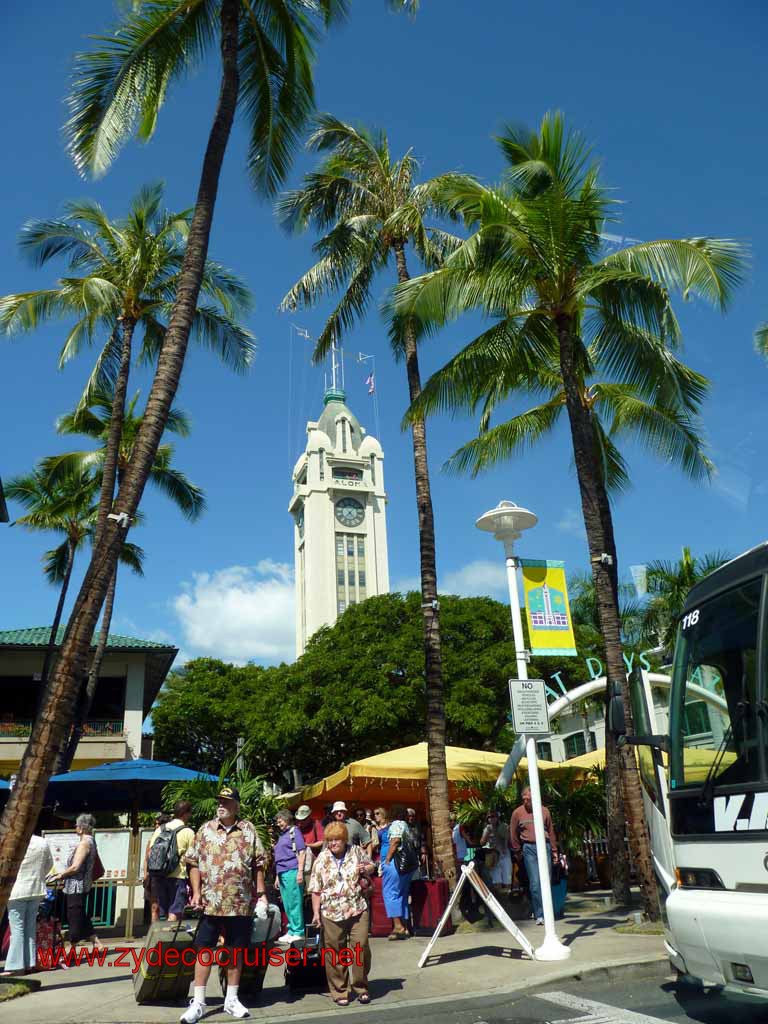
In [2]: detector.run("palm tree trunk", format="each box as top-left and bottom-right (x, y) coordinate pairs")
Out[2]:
(57, 563), (119, 775)
(392, 240), (455, 890)
(0, 0), (240, 918)
(93, 320), (135, 549)
(37, 538), (76, 707)
(605, 717), (631, 903)
(557, 318), (659, 920)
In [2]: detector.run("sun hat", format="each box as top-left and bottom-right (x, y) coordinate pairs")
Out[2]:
(331, 800), (348, 813)
(295, 805), (312, 821)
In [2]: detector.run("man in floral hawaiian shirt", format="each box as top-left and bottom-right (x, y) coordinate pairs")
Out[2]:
(181, 786), (267, 1023)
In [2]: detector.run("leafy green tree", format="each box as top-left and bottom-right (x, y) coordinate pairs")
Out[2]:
(152, 593), (604, 785)
(391, 112), (748, 917)
(279, 117), (462, 885)
(45, 390), (206, 773)
(5, 467), (144, 702)
(641, 547), (729, 652)
(0, 0), (417, 922)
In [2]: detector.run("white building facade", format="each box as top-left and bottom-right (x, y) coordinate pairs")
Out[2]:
(289, 387), (389, 656)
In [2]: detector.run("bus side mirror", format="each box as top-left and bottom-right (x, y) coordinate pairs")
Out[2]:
(608, 692), (626, 736)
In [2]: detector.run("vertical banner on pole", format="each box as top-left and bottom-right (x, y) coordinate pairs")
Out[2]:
(520, 559), (577, 656)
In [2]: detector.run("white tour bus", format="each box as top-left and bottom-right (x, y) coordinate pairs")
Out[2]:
(616, 541), (768, 998)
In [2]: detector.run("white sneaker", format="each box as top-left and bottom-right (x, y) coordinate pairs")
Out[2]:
(180, 1000), (206, 1023)
(224, 997), (251, 1019)
(285, 933), (304, 942)
(276, 932), (292, 944)
(535, 917), (544, 925)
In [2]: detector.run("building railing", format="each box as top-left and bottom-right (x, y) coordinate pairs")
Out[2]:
(0, 719), (125, 738)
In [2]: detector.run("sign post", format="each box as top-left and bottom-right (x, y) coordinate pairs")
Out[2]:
(476, 502), (570, 963)
(418, 862), (535, 968)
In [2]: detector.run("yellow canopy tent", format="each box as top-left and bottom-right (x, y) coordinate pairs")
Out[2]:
(285, 742), (571, 814)
(562, 747), (606, 770)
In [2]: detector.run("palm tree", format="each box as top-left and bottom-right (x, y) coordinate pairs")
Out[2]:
(278, 116), (462, 885)
(44, 390), (205, 773)
(0, 0), (416, 919)
(0, 182), (253, 552)
(391, 112), (748, 917)
(4, 467), (144, 721)
(641, 547), (729, 654)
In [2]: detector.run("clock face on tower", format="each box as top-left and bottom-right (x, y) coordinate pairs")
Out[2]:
(335, 496), (365, 527)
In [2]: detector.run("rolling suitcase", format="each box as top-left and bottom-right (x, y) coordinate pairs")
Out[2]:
(219, 904), (281, 998)
(410, 878), (454, 936)
(133, 911), (201, 1004)
(369, 875), (390, 937)
(284, 924), (326, 991)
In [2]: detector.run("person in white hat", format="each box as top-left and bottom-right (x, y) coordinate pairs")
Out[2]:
(326, 801), (371, 851)
(294, 804), (323, 886)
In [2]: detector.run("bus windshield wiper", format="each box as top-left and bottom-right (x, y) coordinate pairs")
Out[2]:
(697, 699), (749, 808)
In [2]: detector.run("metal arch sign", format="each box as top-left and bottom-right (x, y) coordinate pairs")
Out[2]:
(509, 678), (551, 736)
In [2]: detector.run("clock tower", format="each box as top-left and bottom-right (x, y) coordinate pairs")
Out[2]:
(289, 385), (389, 656)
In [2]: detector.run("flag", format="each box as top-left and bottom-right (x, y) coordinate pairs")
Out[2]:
(520, 559), (577, 657)
(366, 372), (375, 395)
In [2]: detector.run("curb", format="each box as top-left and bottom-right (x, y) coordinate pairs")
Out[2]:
(246, 953), (670, 1024)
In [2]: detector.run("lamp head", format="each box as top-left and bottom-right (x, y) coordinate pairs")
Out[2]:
(475, 501), (538, 544)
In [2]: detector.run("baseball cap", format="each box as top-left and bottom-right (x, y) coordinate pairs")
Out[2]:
(331, 800), (348, 813)
(217, 785), (241, 802)
(295, 805), (312, 821)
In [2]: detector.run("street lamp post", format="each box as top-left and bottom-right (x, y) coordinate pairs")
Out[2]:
(476, 501), (571, 962)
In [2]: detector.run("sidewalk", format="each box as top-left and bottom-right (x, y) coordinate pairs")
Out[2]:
(0, 895), (667, 1023)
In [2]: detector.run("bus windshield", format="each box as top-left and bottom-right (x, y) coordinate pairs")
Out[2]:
(669, 576), (764, 791)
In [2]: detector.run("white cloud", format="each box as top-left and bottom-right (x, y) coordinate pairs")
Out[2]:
(556, 507), (583, 536)
(173, 561), (295, 665)
(394, 560), (507, 599)
(440, 560), (507, 597)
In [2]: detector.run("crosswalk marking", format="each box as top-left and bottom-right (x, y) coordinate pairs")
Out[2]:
(539, 990), (668, 1024)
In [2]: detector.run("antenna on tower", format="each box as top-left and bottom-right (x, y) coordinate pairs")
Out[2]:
(330, 328), (345, 393)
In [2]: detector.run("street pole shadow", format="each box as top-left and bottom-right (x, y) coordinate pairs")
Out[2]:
(420, 945), (528, 968)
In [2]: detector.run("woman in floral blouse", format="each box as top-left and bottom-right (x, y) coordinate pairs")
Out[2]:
(308, 822), (376, 1006)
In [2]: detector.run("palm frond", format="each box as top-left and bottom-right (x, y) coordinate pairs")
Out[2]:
(65, 0), (218, 178)
(189, 304), (256, 373)
(754, 322), (768, 357)
(598, 384), (713, 482)
(600, 238), (748, 312)
(148, 452), (206, 520)
(239, 0), (318, 197)
(118, 540), (146, 576)
(443, 398), (565, 477)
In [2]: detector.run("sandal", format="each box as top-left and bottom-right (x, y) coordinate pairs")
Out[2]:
(335, 998), (350, 1007)
(358, 994), (371, 1004)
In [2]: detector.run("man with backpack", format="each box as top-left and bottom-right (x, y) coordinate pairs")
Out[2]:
(146, 800), (195, 922)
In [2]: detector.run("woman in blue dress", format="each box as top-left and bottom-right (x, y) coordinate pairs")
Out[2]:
(379, 805), (411, 939)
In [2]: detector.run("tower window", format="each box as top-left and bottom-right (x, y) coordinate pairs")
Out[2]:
(338, 599), (346, 615)
(347, 537), (354, 557)
(336, 535), (344, 556)
(340, 418), (348, 454)
(337, 569), (344, 586)
(358, 570), (366, 588)
(357, 537), (365, 558)
(370, 454), (376, 485)
(319, 448), (325, 481)
(348, 568), (355, 587)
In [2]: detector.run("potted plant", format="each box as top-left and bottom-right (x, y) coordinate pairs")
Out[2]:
(543, 768), (606, 893)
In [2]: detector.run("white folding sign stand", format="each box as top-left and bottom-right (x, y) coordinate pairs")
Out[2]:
(417, 862), (536, 968)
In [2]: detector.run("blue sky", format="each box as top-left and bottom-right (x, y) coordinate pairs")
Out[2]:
(2, 1), (767, 667)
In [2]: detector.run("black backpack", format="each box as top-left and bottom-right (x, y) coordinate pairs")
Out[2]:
(147, 824), (186, 877)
